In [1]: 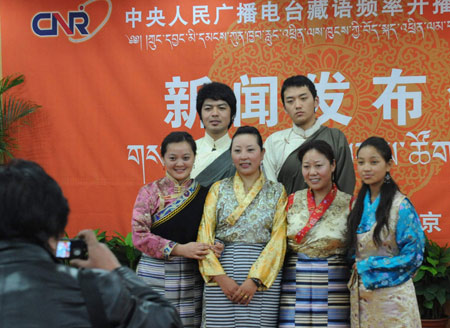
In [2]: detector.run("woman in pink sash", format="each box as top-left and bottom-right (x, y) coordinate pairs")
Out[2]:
(279, 139), (352, 328)
(132, 131), (221, 328)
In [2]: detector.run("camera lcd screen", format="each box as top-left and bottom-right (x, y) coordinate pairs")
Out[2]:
(56, 240), (71, 258)
(56, 239), (87, 259)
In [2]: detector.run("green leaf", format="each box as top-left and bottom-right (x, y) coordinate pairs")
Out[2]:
(124, 232), (133, 247)
(95, 230), (107, 242)
(422, 266), (438, 275)
(427, 244), (439, 258)
(108, 236), (124, 247)
(440, 254), (450, 264)
(113, 230), (126, 240)
(442, 246), (450, 257)
(0, 74), (40, 161)
(424, 300), (433, 309)
(0, 75), (24, 94)
(413, 270), (425, 283)
(126, 247), (136, 262)
(436, 289), (446, 305)
(424, 291), (436, 300)
(436, 265), (447, 275)
(427, 257), (439, 267)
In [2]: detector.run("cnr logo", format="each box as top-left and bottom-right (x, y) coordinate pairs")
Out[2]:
(31, 0), (112, 43)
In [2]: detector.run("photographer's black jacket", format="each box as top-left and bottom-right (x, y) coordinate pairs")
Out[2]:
(0, 240), (182, 328)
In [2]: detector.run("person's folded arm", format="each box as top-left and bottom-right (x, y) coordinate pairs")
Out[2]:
(357, 198), (425, 289)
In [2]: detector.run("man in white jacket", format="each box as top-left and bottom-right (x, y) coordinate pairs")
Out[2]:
(191, 82), (236, 187)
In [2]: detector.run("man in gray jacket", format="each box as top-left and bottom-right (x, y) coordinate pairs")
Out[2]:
(0, 159), (182, 328)
(264, 75), (355, 195)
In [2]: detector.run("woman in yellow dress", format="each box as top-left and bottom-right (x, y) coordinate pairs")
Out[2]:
(197, 126), (287, 328)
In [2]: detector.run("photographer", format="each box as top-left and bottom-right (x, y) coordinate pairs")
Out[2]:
(0, 159), (182, 328)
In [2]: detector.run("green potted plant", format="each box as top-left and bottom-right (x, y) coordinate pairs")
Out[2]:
(413, 237), (450, 327)
(95, 230), (141, 271)
(0, 74), (40, 164)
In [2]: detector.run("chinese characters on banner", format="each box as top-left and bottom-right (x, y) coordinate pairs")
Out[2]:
(125, 2), (450, 50)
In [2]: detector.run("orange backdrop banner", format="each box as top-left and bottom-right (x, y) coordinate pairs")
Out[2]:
(1, 0), (449, 244)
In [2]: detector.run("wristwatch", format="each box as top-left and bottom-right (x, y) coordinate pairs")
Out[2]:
(251, 278), (262, 288)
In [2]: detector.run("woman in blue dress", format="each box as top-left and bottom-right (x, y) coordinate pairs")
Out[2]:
(347, 136), (425, 327)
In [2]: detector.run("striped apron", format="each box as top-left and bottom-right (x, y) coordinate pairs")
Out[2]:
(202, 243), (282, 328)
(279, 253), (350, 327)
(137, 254), (203, 328)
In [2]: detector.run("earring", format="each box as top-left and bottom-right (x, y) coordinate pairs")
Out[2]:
(384, 172), (391, 184)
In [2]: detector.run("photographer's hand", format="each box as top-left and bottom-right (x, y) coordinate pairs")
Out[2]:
(70, 229), (121, 271)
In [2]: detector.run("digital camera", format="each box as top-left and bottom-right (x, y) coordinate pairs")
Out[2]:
(56, 239), (88, 260)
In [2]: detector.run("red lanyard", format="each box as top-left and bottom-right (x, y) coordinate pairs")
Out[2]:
(295, 184), (337, 244)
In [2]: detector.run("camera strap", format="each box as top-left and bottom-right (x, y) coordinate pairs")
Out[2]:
(78, 269), (113, 328)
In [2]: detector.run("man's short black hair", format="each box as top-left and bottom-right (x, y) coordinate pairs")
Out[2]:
(280, 75), (317, 106)
(196, 82), (237, 129)
(0, 159), (69, 246)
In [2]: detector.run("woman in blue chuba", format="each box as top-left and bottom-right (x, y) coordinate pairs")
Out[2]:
(347, 136), (425, 328)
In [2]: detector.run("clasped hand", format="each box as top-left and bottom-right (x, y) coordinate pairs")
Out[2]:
(213, 275), (257, 306)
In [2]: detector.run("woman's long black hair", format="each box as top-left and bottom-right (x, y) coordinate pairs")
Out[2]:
(347, 137), (399, 251)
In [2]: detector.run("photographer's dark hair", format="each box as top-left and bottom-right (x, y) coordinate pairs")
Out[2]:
(161, 131), (197, 157)
(281, 75), (317, 105)
(196, 82), (237, 128)
(297, 140), (337, 187)
(0, 159), (69, 247)
(347, 136), (399, 251)
(231, 125), (263, 150)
